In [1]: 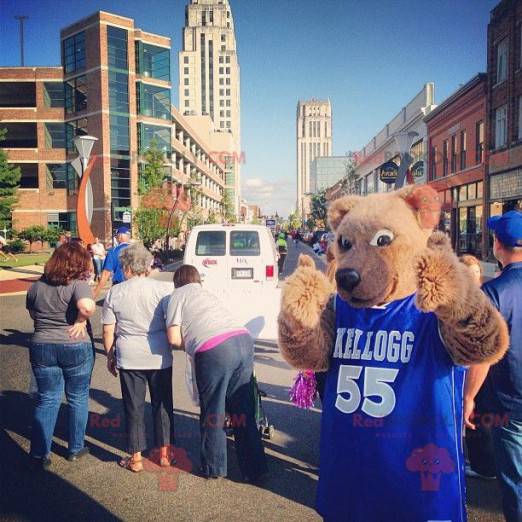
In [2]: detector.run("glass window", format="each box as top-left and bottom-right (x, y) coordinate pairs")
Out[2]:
(459, 185), (467, 202)
(230, 231), (260, 256)
(2, 123), (37, 148)
(0, 82), (36, 107)
(475, 120), (484, 163)
(111, 158), (131, 210)
(495, 105), (508, 149)
(138, 123), (171, 157)
(46, 164), (68, 189)
(184, 78), (189, 86)
(110, 115), (130, 156)
(65, 75), (87, 114)
(43, 82), (64, 108)
(468, 182), (476, 200)
(136, 41), (170, 80)
(442, 140), (448, 176)
(63, 31), (85, 74)
(460, 130), (466, 171)
(109, 71), (129, 114)
(137, 83), (170, 120)
(196, 231), (226, 256)
(450, 134), (457, 173)
(48, 211), (76, 233)
(65, 118), (88, 152)
(477, 181), (483, 199)
(496, 38), (508, 84)
(45, 123), (65, 149)
(184, 56), (189, 64)
(107, 26), (128, 70)
(430, 145), (437, 180)
(12, 163), (38, 188)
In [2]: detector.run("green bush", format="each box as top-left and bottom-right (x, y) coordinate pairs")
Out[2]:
(4, 238), (25, 253)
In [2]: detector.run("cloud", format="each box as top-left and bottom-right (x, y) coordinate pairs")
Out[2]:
(241, 176), (295, 217)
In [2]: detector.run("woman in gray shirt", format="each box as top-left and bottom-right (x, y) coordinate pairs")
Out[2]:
(102, 243), (174, 472)
(167, 265), (267, 481)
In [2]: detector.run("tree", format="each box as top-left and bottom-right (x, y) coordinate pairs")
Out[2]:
(44, 227), (63, 246)
(288, 210), (302, 230)
(340, 151), (359, 195)
(134, 208), (165, 249)
(138, 139), (167, 195)
(18, 225), (48, 251)
(221, 190), (236, 222)
(0, 129), (21, 229)
(310, 189), (328, 229)
(206, 210), (218, 224)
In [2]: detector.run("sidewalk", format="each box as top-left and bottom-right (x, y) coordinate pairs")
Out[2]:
(0, 265), (44, 296)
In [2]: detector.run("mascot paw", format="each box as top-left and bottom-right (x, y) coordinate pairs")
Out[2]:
(415, 247), (461, 313)
(281, 254), (333, 327)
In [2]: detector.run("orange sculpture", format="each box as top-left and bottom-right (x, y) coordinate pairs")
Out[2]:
(76, 156), (96, 245)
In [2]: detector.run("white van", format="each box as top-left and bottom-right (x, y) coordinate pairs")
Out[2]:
(183, 224), (279, 291)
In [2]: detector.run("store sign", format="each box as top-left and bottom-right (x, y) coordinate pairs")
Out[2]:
(411, 161), (424, 179)
(266, 219), (276, 229)
(379, 161), (399, 184)
(122, 211), (132, 223)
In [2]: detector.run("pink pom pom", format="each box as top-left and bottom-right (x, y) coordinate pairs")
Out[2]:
(289, 370), (317, 409)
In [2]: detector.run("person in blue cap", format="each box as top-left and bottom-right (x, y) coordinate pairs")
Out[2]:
(463, 209), (522, 522)
(94, 226), (131, 299)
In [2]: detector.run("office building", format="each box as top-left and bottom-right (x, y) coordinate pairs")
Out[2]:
(296, 98), (332, 216)
(310, 156), (347, 193)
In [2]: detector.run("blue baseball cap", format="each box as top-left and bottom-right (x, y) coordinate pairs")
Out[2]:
(487, 210), (522, 248)
(116, 226), (130, 235)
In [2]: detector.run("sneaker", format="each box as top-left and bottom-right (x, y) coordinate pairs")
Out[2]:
(67, 447), (90, 462)
(29, 456), (52, 471)
(465, 464), (496, 480)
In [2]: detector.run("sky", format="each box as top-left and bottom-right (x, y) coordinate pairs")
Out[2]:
(0, 0), (498, 217)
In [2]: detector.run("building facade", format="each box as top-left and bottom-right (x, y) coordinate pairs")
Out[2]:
(486, 0), (522, 257)
(425, 74), (487, 258)
(1, 11), (225, 240)
(179, 0), (241, 215)
(296, 98), (332, 216)
(310, 156), (347, 192)
(355, 83), (437, 196)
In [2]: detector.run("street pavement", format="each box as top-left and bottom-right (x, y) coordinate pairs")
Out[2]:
(0, 240), (504, 522)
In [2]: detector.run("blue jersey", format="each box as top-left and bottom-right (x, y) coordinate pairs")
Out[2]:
(102, 242), (129, 284)
(318, 293), (466, 522)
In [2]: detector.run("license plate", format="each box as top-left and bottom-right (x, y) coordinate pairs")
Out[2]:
(232, 268), (253, 279)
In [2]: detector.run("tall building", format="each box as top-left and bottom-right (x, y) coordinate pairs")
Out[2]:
(296, 99), (332, 216)
(179, 0), (241, 215)
(1, 11), (225, 239)
(310, 156), (348, 193)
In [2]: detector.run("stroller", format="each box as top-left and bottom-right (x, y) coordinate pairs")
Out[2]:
(225, 372), (275, 439)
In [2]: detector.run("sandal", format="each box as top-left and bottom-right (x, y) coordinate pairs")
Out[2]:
(119, 455), (143, 473)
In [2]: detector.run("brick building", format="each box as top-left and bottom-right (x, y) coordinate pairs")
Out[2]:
(425, 74), (487, 257)
(486, 0), (522, 258)
(0, 11), (225, 240)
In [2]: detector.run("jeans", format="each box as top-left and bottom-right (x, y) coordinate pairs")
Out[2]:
(93, 257), (103, 280)
(195, 334), (267, 479)
(30, 342), (93, 458)
(491, 417), (522, 522)
(119, 367), (175, 454)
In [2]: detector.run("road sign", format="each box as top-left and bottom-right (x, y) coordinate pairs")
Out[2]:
(122, 211), (132, 223)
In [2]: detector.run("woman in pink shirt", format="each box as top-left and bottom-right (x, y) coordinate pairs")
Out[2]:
(166, 265), (267, 481)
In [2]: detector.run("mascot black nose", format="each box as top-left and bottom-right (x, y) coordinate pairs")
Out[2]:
(336, 269), (361, 292)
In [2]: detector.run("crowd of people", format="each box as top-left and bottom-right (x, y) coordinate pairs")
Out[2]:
(25, 235), (267, 483)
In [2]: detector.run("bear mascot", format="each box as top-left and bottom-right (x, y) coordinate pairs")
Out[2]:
(278, 185), (509, 522)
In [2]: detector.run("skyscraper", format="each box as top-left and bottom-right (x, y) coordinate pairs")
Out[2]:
(179, 0), (241, 214)
(296, 99), (332, 217)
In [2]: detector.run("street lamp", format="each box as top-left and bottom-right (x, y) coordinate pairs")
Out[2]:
(393, 130), (418, 189)
(72, 135), (98, 243)
(164, 179), (202, 251)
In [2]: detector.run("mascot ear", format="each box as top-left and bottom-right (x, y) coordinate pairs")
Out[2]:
(398, 185), (441, 230)
(328, 196), (361, 231)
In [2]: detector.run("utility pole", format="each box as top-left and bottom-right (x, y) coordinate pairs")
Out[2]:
(15, 16), (29, 66)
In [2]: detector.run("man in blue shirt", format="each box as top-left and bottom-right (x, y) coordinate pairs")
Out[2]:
(94, 226), (131, 299)
(465, 210), (522, 522)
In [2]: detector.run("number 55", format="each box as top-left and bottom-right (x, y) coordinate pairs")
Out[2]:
(335, 365), (399, 418)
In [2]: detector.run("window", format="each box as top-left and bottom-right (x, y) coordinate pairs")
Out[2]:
(196, 231), (226, 256)
(110, 115), (130, 155)
(43, 82), (64, 108)
(65, 75), (87, 114)
(468, 182), (476, 200)
(48, 212), (76, 232)
(460, 130), (466, 171)
(475, 121), (484, 163)
(108, 71), (129, 114)
(442, 140), (448, 176)
(496, 38), (508, 84)
(184, 56), (189, 64)
(111, 158), (131, 212)
(184, 89), (189, 96)
(221, 45), (226, 52)
(219, 67), (224, 74)
(63, 31), (85, 74)
(220, 110), (224, 117)
(430, 145), (437, 180)
(107, 26), (128, 70)
(226, 56), (230, 64)
(138, 123), (171, 157)
(519, 96), (522, 141)
(225, 67), (230, 74)
(46, 164), (68, 189)
(221, 34), (226, 42)
(226, 89), (230, 95)
(226, 110), (230, 117)
(185, 100), (189, 107)
(184, 67), (189, 74)
(0, 82), (36, 107)
(135, 41), (170, 80)
(459, 185), (467, 202)
(13, 163), (38, 188)
(230, 231), (260, 256)
(226, 99), (230, 107)
(137, 83), (170, 119)
(477, 181), (483, 199)
(65, 117), (88, 152)
(184, 78), (189, 86)
(450, 135), (457, 173)
(226, 78), (230, 85)
(219, 78), (224, 85)
(45, 123), (65, 149)
(219, 56), (223, 64)
(494, 105), (508, 149)
(1, 123), (37, 148)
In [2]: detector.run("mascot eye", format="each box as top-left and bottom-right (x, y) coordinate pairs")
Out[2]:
(338, 235), (352, 251)
(369, 229), (395, 247)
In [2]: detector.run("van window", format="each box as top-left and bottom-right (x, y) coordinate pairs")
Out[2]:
(196, 231), (226, 256)
(230, 231), (260, 256)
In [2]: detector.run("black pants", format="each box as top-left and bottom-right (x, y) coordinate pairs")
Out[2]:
(119, 367), (175, 454)
(278, 253), (287, 274)
(195, 334), (267, 479)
